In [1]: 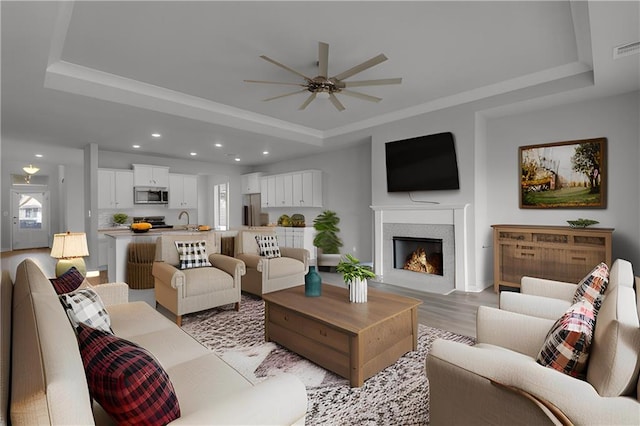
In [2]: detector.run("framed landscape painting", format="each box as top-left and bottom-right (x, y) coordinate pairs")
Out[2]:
(519, 138), (607, 209)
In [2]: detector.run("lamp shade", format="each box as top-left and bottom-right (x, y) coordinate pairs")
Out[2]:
(23, 164), (40, 175)
(51, 232), (89, 259)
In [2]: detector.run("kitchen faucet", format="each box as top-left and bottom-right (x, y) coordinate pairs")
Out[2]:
(178, 211), (190, 228)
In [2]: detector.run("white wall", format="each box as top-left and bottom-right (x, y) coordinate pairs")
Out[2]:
(252, 142), (373, 262)
(366, 90), (639, 289)
(0, 142), (248, 251)
(1, 140), (84, 251)
(483, 91), (640, 269)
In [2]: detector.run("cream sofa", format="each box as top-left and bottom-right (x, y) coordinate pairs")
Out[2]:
(426, 259), (640, 425)
(3, 258), (308, 425)
(235, 230), (309, 296)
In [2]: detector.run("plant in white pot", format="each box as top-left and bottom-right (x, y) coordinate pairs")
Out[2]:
(336, 254), (376, 303)
(313, 210), (343, 269)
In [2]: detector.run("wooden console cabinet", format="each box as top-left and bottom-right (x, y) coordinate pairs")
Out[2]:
(492, 224), (613, 292)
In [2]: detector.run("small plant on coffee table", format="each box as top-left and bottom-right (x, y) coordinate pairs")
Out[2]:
(336, 254), (376, 285)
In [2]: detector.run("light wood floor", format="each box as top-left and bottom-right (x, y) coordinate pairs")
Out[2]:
(2, 248), (498, 338)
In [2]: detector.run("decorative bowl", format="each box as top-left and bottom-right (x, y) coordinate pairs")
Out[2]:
(567, 219), (599, 228)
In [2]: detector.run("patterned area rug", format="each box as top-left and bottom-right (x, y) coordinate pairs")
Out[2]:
(181, 294), (475, 425)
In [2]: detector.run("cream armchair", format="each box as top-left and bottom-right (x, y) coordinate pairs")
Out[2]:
(426, 259), (640, 425)
(235, 230), (309, 296)
(500, 259), (634, 320)
(152, 233), (245, 326)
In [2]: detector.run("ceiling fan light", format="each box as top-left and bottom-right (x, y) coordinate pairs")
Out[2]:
(317, 91), (331, 99)
(23, 164), (40, 175)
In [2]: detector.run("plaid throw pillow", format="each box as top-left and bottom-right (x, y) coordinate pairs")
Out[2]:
(76, 323), (181, 425)
(50, 266), (85, 294)
(174, 240), (212, 269)
(255, 235), (281, 258)
(59, 288), (112, 334)
(573, 262), (609, 312)
(536, 299), (596, 379)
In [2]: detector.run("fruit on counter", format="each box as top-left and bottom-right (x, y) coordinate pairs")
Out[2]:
(291, 213), (306, 227)
(198, 225), (211, 231)
(277, 214), (292, 227)
(131, 222), (152, 232)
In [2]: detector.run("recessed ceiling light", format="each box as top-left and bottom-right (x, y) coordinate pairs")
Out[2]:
(151, 133), (162, 138)
(190, 152), (197, 156)
(132, 145), (141, 149)
(35, 154), (43, 158)
(263, 151), (269, 155)
(214, 143), (223, 148)
(235, 157), (241, 162)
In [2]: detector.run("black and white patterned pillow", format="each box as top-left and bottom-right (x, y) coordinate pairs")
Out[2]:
(59, 288), (113, 334)
(174, 240), (212, 269)
(255, 235), (281, 258)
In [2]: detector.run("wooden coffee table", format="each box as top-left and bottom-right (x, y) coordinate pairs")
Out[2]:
(262, 284), (422, 387)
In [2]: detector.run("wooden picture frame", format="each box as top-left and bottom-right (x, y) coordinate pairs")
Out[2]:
(519, 138), (606, 209)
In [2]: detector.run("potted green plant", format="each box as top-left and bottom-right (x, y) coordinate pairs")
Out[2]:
(313, 210), (343, 268)
(112, 213), (128, 227)
(336, 254), (376, 303)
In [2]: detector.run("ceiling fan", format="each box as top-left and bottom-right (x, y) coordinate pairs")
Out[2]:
(244, 42), (402, 111)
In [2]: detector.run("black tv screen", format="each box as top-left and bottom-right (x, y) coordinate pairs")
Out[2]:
(385, 132), (460, 192)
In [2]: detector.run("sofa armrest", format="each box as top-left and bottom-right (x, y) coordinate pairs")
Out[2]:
(500, 292), (571, 320)
(427, 340), (640, 426)
(170, 374), (307, 425)
(236, 253), (261, 270)
(92, 282), (129, 306)
(476, 306), (555, 358)
(151, 262), (185, 290)
(280, 247), (309, 267)
(209, 254), (246, 282)
(521, 276), (577, 301)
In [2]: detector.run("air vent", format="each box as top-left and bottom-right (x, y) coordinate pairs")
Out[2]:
(613, 41), (640, 59)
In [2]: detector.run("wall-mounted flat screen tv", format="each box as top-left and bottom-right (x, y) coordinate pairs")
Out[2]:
(385, 132), (460, 192)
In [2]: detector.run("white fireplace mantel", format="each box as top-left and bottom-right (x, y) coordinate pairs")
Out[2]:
(371, 204), (470, 292)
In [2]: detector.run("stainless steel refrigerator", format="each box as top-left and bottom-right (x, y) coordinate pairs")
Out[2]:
(242, 194), (266, 226)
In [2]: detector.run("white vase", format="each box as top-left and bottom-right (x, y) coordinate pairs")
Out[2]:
(349, 277), (368, 303)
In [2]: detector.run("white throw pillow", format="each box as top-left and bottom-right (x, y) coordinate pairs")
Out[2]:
(59, 288), (112, 334)
(255, 235), (281, 258)
(174, 240), (213, 269)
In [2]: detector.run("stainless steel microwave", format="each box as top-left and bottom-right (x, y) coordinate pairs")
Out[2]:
(134, 189), (168, 204)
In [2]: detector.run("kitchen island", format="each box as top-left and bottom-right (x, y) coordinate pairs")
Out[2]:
(103, 228), (232, 283)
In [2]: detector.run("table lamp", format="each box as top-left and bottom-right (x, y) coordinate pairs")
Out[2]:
(50, 232), (90, 277)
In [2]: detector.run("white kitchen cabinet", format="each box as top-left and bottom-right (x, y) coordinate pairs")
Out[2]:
(275, 174), (293, 206)
(132, 164), (169, 188)
(261, 176), (276, 208)
(261, 170), (322, 208)
(292, 170), (322, 207)
(275, 226), (316, 260)
(98, 169), (134, 209)
(241, 172), (262, 194)
(169, 173), (198, 209)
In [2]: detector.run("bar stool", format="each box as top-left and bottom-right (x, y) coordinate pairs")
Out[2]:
(127, 242), (156, 289)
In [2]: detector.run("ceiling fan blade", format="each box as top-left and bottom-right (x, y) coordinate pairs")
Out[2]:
(260, 55), (313, 82)
(329, 93), (346, 111)
(340, 78), (402, 88)
(340, 89), (382, 103)
(244, 79), (307, 87)
(299, 93), (317, 110)
(318, 42), (329, 78)
(263, 89), (308, 102)
(332, 53), (388, 81)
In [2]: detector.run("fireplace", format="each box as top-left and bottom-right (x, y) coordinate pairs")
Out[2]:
(372, 204), (473, 294)
(393, 237), (443, 276)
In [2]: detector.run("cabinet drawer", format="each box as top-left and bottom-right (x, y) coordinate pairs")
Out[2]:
(268, 304), (350, 353)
